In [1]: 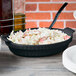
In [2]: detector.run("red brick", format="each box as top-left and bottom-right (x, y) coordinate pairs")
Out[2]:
(26, 4), (37, 11)
(26, 13), (51, 20)
(66, 3), (76, 10)
(14, 0), (25, 13)
(26, 0), (50, 2)
(53, 12), (74, 20)
(53, 0), (76, 1)
(39, 22), (51, 27)
(66, 21), (76, 28)
(25, 22), (37, 29)
(39, 4), (63, 11)
(39, 21), (64, 28)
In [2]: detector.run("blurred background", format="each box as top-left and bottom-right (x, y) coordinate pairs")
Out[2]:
(25, 0), (76, 29)
(0, 0), (76, 35)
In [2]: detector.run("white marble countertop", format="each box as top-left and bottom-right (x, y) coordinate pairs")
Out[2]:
(0, 31), (76, 76)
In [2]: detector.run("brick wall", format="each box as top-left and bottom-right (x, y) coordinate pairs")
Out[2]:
(0, 0), (76, 30)
(25, 0), (76, 29)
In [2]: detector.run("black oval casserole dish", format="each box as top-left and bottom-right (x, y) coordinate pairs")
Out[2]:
(1, 27), (75, 57)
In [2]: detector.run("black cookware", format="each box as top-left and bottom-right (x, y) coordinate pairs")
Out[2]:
(1, 2), (75, 57)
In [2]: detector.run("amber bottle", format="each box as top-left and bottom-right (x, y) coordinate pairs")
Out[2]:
(14, 13), (25, 31)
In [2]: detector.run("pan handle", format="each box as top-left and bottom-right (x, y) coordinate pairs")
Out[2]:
(1, 35), (11, 43)
(63, 27), (75, 36)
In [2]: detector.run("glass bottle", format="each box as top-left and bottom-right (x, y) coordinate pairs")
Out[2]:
(14, 13), (25, 31)
(0, 0), (13, 35)
(14, 0), (25, 31)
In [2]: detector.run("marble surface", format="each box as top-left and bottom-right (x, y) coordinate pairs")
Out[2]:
(0, 31), (76, 76)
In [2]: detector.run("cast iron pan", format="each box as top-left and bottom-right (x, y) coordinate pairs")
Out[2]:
(1, 2), (75, 57)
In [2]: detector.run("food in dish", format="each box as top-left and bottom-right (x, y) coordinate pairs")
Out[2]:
(7, 28), (70, 45)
